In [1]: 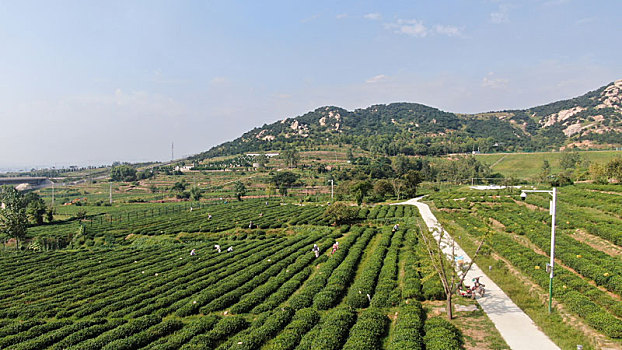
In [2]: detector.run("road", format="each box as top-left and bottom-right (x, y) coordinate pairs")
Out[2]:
(397, 197), (560, 350)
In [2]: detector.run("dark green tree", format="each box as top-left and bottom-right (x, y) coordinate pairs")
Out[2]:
(404, 170), (423, 197)
(254, 153), (269, 169)
(390, 178), (407, 200)
(270, 171), (300, 196)
(606, 157), (622, 183)
(171, 179), (188, 193)
(373, 179), (394, 199)
(24, 193), (46, 225)
(137, 169), (154, 180)
(190, 186), (202, 201)
(392, 154), (414, 177)
(110, 165), (137, 182)
(324, 202), (359, 225)
(234, 181), (247, 201)
(0, 186), (28, 249)
(46, 206), (54, 223)
(346, 149), (355, 163)
(538, 160), (551, 183)
(351, 180), (373, 205)
(282, 148), (300, 168)
(560, 150), (582, 169)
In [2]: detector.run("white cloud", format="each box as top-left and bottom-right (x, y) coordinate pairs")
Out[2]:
(490, 11), (508, 24)
(149, 69), (188, 85)
(386, 19), (428, 37)
(364, 13), (381, 20)
(435, 25), (462, 37)
(575, 17), (595, 25)
(336, 13), (348, 20)
(542, 0), (569, 6)
(301, 14), (320, 23)
(482, 73), (509, 88)
(385, 19), (463, 38)
(490, 4), (510, 24)
(210, 77), (228, 85)
(366, 74), (388, 83)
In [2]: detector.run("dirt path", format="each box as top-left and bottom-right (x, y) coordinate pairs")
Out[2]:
(570, 229), (622, 260)
(490, 154), (509, 168)
(397, 198), (560, 350)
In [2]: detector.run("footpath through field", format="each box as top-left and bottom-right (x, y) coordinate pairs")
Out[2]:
(397, 197), (560, 350)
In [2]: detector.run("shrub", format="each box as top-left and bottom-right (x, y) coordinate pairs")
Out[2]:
(342, 308), (388, 350)
(388, 302), (425, 350)
(423, 317), (463, 350)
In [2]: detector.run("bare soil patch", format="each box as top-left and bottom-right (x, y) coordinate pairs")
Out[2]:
(570, 229), (622, 260)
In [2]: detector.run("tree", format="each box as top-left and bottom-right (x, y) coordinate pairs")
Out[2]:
(390, 178), (406, 201)
(75, 209), (87, 220)
(606, 157), (622, 183)
(350, 180), (373, 205)
(171, 179), (188, 193)
(282, 148), (300, 168)
(418, 223), (489, 320)
(373, 179), (394, 199)
(23, 192), (46, 225)
(538, 160), (551, 183)
(403, 170), (423, 197)
(110, 165), (137, 182)
(270, 171), (300, 196)
(324, 202), (359, 225)
(392, 154), (414, 177)
(26, 197), (47, 225)
(255, 153), (269, 169)
(234, 181), (247, 201)
(0, 186), (28, 249)
(190, 186), (202, 201)
(46, 206), (54, 223)
(560, 150), (582, 170)
(346, 148), (355, 163)
(137, 169), (154, 180)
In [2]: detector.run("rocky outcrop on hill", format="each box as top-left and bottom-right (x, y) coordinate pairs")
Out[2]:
(195, 79), (622, 159)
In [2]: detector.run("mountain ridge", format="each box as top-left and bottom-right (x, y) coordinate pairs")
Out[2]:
(194, 79), (622, 160)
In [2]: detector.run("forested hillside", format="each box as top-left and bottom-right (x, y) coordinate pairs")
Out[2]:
(195, 79), (622, 160)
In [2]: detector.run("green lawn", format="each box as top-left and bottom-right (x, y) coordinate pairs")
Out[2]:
(475, 150), (622, 179)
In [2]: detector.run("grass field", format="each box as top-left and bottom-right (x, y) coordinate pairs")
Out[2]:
(475, 150), (622, 179)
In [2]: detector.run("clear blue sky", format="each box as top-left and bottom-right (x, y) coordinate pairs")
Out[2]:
(1, 0), (620, 169)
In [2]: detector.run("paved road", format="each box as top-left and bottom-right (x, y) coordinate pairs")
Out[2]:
(398, 197), (560, 350)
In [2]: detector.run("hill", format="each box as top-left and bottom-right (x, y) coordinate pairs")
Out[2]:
(195, 79), (622, 160)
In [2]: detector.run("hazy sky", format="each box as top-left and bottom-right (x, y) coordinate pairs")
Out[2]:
(1, 1), (621, 169)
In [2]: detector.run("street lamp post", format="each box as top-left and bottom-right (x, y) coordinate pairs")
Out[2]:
(521, 187), (557, 313)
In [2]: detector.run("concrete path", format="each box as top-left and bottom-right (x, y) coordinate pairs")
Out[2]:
(397, 197), (560, 350)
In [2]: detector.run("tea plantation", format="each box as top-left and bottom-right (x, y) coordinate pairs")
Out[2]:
(0, 202), (461, 349)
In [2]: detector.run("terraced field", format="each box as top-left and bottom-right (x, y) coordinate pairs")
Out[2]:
(0, 204), (463, 349)
(429, 184), (622, 343)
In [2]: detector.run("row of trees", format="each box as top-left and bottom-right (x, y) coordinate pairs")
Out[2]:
(590, 157), (622, 184)
(110, 165), (155, 182)
(536, 151), (622, 186)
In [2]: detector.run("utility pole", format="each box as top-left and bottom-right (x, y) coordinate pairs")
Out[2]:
(520, 187), (557, 313)
(171, 142), (174, 161)
(51, 183), (55, 207)
(329, 179), (334, 201)
(109, 183), (112, 205)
